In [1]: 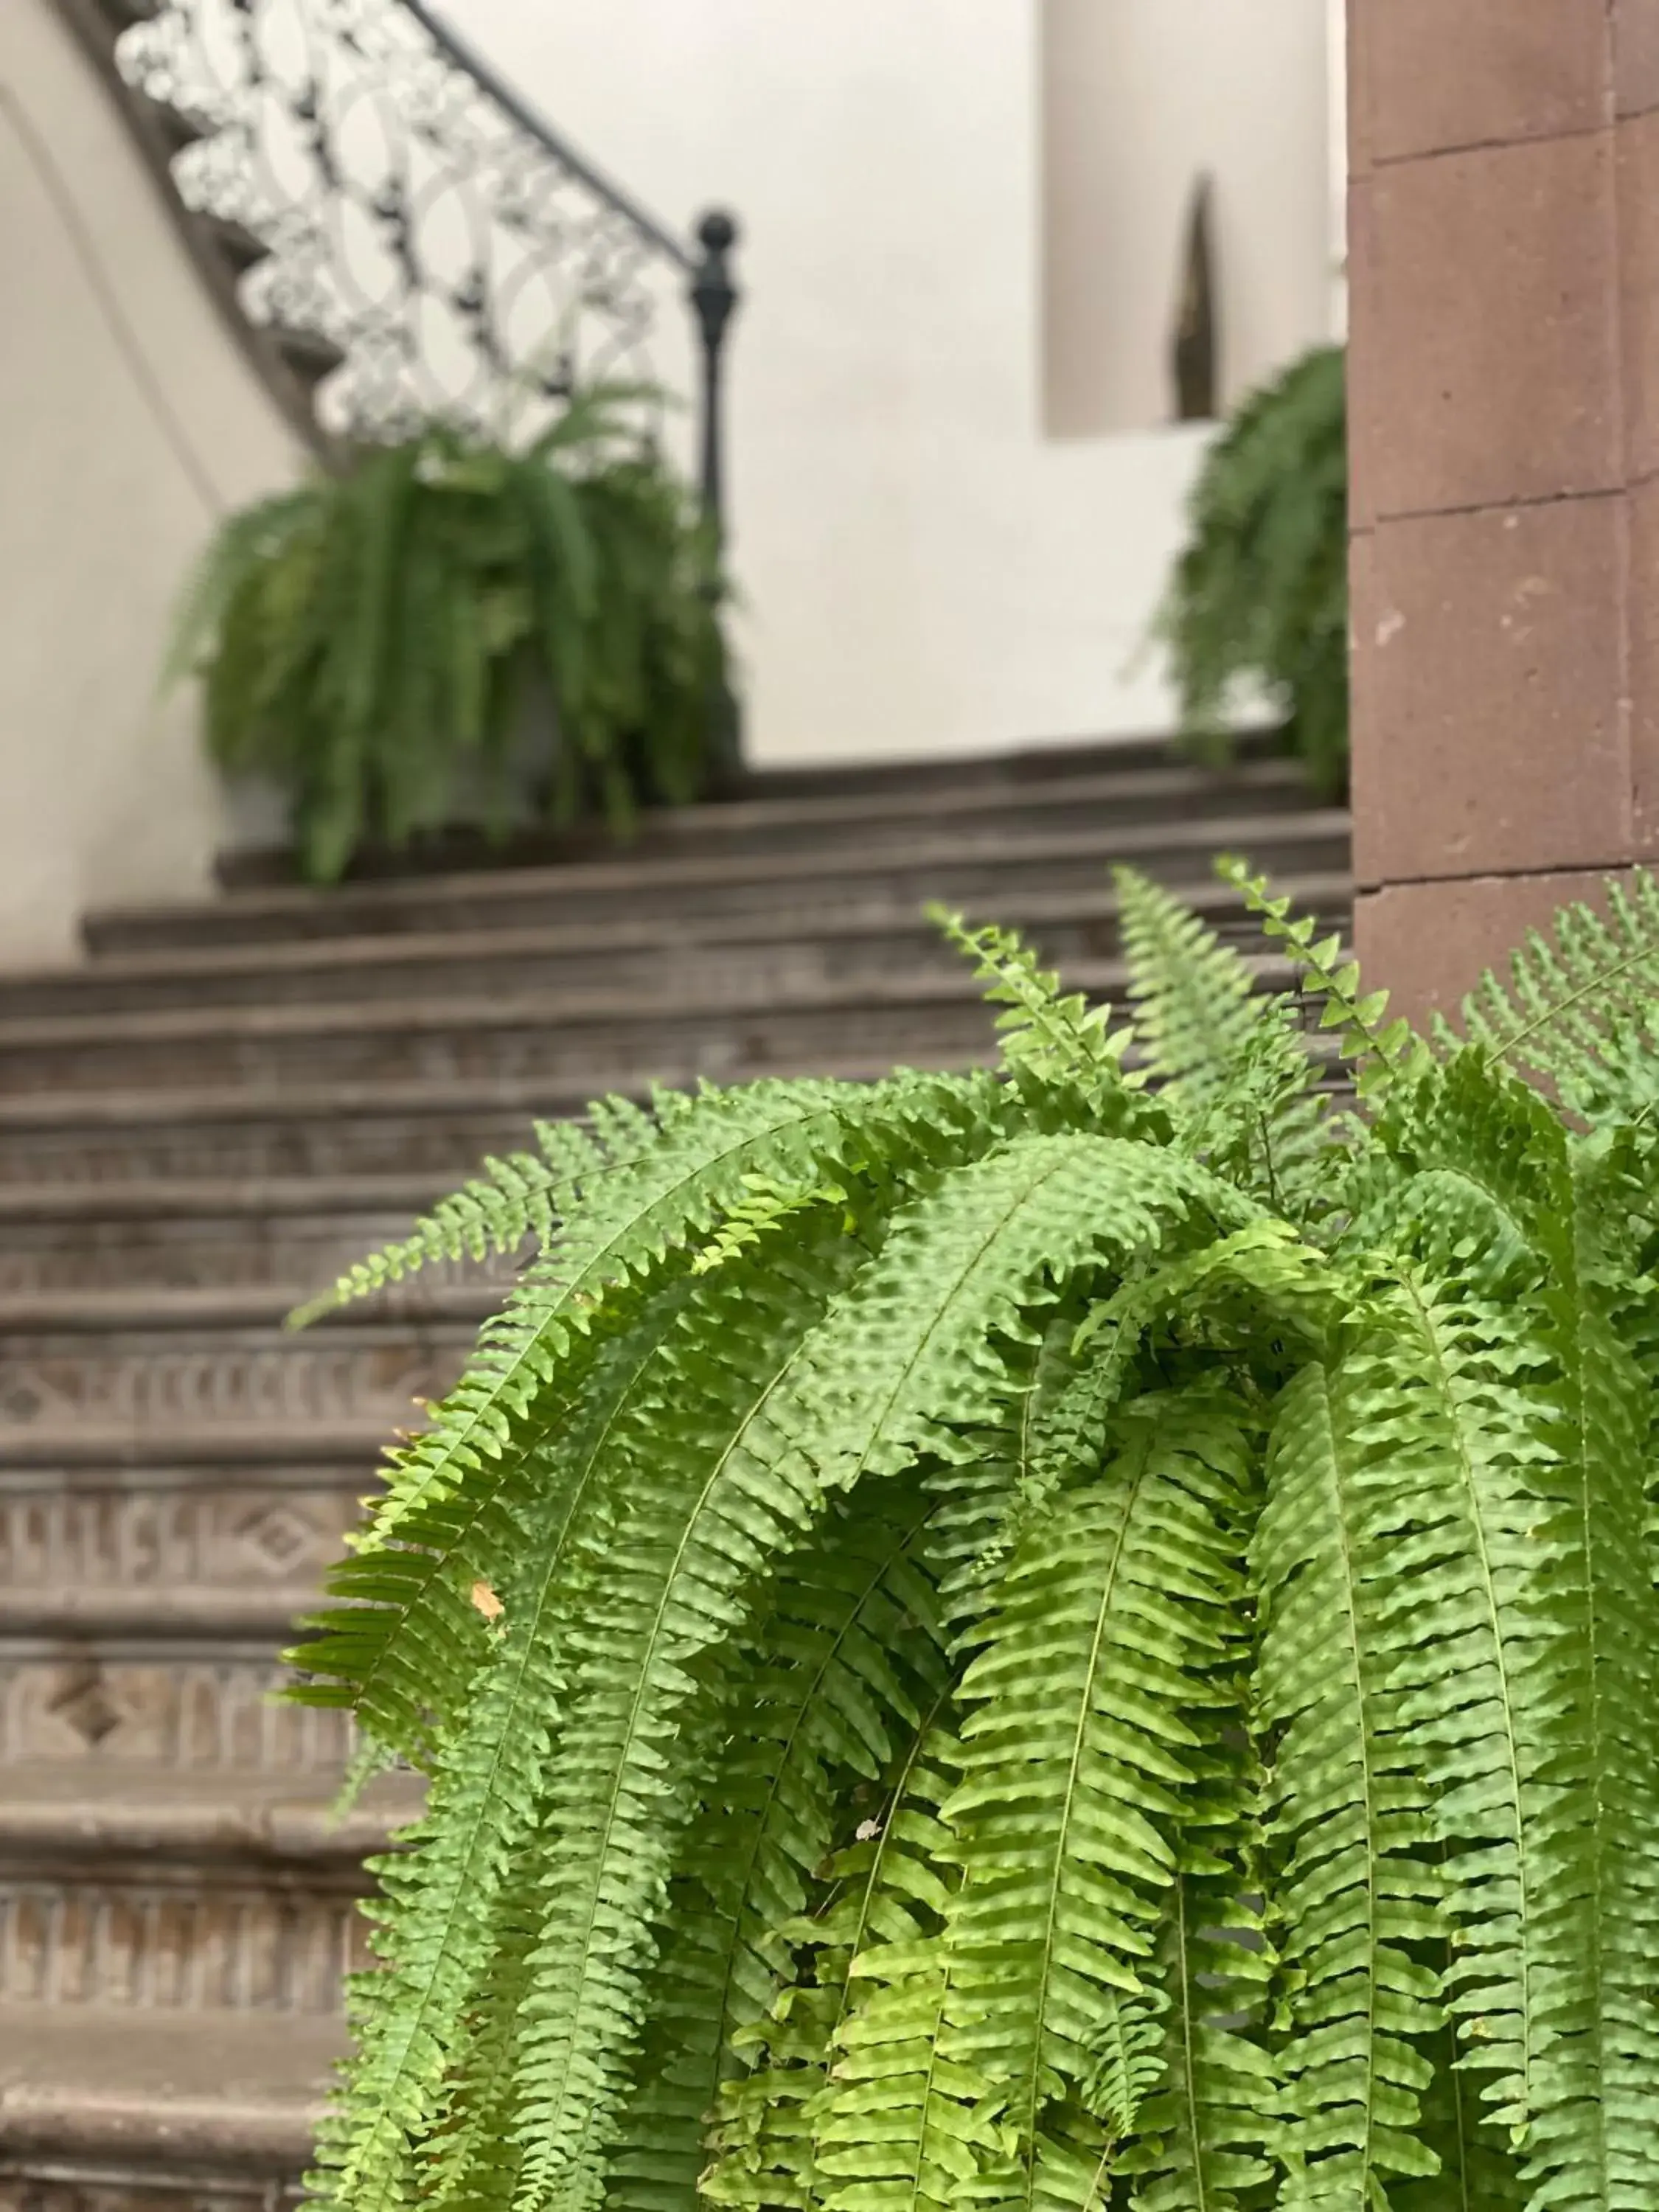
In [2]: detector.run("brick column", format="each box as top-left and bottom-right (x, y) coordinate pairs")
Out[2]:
(1348, 1), (1659, 1023)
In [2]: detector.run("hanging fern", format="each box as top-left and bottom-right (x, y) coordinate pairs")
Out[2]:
(288, 857), (1659, 2212)
(1156, 343), (1348, 798)
(166, 387), (728, 882)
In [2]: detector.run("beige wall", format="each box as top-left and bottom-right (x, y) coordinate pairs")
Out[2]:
(0, 0), (302, 967)
(1043, 0), (1335, 434)
(451, 0), (1339, 771)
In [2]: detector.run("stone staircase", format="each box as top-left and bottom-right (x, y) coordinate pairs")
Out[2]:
(0, 735), (1351, 2212)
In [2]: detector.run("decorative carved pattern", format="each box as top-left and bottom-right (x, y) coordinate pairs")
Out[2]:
(0, 1880), (367, 2013)
(0, 1660), (353, 1771)
(114, 0), (687, 442)
(0, 1488), (358, 1593)
(0, 1332), (465, 1428)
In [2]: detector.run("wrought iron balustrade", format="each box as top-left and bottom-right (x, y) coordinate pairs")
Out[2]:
(104, 0), (739, 528)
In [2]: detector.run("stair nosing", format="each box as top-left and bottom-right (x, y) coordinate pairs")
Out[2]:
(43, 867), (1359, 998)
(85, 806), (1352, 940)
(0, 951), (1306, 1054)
(0, 1764), (420, 1864)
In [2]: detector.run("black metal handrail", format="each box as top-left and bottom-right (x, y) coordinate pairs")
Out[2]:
(111, 0), (740, 533)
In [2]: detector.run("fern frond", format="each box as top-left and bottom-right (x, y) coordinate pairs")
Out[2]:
(1113, 865), (1267, 1105)
(504, 1228), (866, 2212)
(699, 1699), (959, 2212)
(925, 1389), (1259, 2205)
(1115, 863), (1332, 1217)
(1253, 1360), (1446, 2199)
(1221, 855), (1427, 1107)
(931, 908), (1144, 1121)
(360, 1073), (992, 1548)
(1156, 341), (1347, 796)
(607, 1478), (947, 2212)
(1503, 1135), (1659, 2207)
(1338, 1267), (1551, 2143)
(1450, 869), (1659, 1124)
(291, 1122), (601, 1324)
(307, 1301), (686, 2212)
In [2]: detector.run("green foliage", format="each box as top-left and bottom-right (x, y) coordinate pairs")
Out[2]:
(167, 389), (727, 881)
(291, 858), (1659, 2212)
(1156, 344), (1348, 797)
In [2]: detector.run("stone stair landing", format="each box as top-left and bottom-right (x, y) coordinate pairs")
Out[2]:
(0, 733), (1351, 2211)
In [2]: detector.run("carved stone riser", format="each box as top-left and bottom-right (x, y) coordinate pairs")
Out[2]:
(0, 1883), (366, 2014)
(0, 1331), (470, 1430)
(0, 994), (1000, 1098)
(0, 1229), (517, 1298)
(0, 1659), (352, 1770)
(0, 1113), (552, 1187)
(0, 2180), (301, 2212)
(0, 1220), (407, 1295)
(0, 1486), (361, 1596)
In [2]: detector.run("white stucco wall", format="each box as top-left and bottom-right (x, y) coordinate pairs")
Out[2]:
(449, 0), (1338, 770)
(0, 0), (304, 965)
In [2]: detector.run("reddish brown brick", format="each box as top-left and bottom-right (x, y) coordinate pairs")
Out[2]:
(1352, 498), (1631, 886)
(1356, 869), (1638, 1028)
(1362, 0), (1611, 161)
(1366, 133), (1621, 518)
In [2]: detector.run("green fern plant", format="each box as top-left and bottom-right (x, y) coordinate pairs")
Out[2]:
(288, 860), (1659, 2212)
(1157, 344), (1347, 798)
(167, 388), (727, 882)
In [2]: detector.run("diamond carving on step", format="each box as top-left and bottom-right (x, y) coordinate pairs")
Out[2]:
(47, 1663), (124, 1747)
(237, 1502), (319, 1574)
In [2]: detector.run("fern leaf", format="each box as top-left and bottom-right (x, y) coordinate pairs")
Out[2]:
(787, 1131), (1251, 1501)
(1503, 1136), (1659, 2208)
(927, 1390), (1259, 2204)
(359, 1074), (990, 1548)
(606, 1479), (948, 2212)
(1220, 856), (1426, 1107)
(1115, 865), (1331, 1219)
(292, 1120), (602, 1322)
(931, 908), (1144, 1120)
(1253, 1361), (1446, 2201)
(1451, 869), (1659, 1124)
(308, 1302), (685, 2212)
(699, 1702), (959, 2212)
(504, 1230), (866, 2212)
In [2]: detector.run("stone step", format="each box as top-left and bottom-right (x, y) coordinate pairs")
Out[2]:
(220, 755), (1321, 886)
(0, 2003), (330, 2198)
(0, 953), (1308, 1099)
(86, 805), (1353, 954)
(0, 1176), (465, 1294)
(0, 1441), (383, 1769)
(0, 1764), (418, 2020)
(1, 1646), (354, 1773)
(0, 1761), (420, 1862)
(737, 727), (1291, 799)
(0, 1074), (680, 1186)
(218, 736), (1304, 884)
(0, 1023), (1346, 1188)
(0, 1290), (482, 1432)
(1, 870), (1356, 1020)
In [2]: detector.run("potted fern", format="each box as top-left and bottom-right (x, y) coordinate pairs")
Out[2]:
(291, 860), (1659, 2210)
(168, 389), (728, 883)
(1158, 343), (1348, 798)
